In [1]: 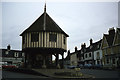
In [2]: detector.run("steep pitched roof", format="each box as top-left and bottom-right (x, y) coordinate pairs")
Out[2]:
(20, 12), (69, 37)
(117, 28), (120, 34)
(104, 33), (115, 46)
(83, 39), (102, 53)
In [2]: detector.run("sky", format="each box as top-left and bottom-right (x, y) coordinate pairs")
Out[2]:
(1, 1), (119, 59)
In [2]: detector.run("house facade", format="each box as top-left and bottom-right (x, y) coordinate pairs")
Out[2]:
(101, 27), (120, 68)
(64, 27), (119, 69)
(83, 39), (102, 66)
(0, 45), (24, 67)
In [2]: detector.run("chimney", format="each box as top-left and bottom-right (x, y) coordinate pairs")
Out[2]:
(68, 50), (70, 55)
(81, 44), (83, 49)
(75, 46), (77, 52)
(67, 50), (70, 60)
(84, 43), (86, 48)
(90, 38), (93, 45)
(7, 44), (11, 51)
(108, 27), (115, 35)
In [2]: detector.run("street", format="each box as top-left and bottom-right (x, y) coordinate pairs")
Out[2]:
(1, 69), (120, 80)
(80, 69), (120, 78)
(1, 70), (48, 79)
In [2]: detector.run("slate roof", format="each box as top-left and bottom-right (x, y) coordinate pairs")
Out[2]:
(20, 12), (69, 37)
(83, 39), (102, 53)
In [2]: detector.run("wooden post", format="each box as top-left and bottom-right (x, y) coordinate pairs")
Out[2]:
(56, 53), (60, 68)
(42, 55), (46, 69)
(62, 53), (64, 68)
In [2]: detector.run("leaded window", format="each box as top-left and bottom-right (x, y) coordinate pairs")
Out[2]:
(49, 33), (57, 42)
(31, 33), (39, 42)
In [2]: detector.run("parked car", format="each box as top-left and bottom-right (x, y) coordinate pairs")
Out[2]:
(93, 64), (102, 69)
(2, 64), (17, 69)
(77, 64), (84, 69)
(67, 65), (76, 69)
(84, 64), (92, 69)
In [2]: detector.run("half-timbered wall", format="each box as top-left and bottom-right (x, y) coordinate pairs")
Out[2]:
(22, 32), (67, 50)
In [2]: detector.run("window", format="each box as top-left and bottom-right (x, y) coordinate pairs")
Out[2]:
(5, 51), (8, 55)
(97, 52), (99, 56)
(97, 61), (100, 64)
(22, 53), (24, 57)
(89, 53), (91, 57)
(97, 45), (99, 48)
(112, 58), (115, 64)
(106, 58), (109, 64)
(14, 52), (19, 57)
(90, 46), (92, 49)
(31, 33), (39, 42)
(49, 33), (57, 42)
(63, 36), (66, 44)
(85, 54), (87, 58)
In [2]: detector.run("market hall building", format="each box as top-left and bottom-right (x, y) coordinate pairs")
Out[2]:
(20, 4), (69, 68)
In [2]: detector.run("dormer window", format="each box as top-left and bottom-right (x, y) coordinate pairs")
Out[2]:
(49, 33), (57, 42)
(90, 46), (92, 49)
(14, 52), (19, 57)
(97, 45), (99, 48)
(31, 33), (39, 42)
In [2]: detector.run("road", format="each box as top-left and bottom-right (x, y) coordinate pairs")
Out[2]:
(80, 69), (120, 78)
(1, 70), (48, 80)
(1, 69), (120, 80)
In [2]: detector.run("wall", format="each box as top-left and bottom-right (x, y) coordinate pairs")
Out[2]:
(22, 32), (67, 50)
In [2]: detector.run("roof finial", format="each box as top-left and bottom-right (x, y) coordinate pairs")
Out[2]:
(43, 0), (46, 31)
(44, 0), (46, 13)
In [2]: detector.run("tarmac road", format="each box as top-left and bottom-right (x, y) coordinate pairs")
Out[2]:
(2, 70), (48, 79)
(80, 69), (120, 78)
(1, 69), (120, 80)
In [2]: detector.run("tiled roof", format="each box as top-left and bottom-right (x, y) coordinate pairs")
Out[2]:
(84, 39), (102, 53)
(104, 33), (115, 46)
(20, 12), (69, 37)
(117, 28), (120, 34)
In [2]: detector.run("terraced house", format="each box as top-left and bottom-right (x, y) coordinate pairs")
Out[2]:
(82, 39), (102, 66)
(1, 45), (24, 67)
(101, 27), (120, 68)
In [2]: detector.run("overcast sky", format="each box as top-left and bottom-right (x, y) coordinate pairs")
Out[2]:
(1, 1), (119, 58)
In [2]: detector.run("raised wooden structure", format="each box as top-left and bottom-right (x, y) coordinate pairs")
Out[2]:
(20, 4), (69, 68)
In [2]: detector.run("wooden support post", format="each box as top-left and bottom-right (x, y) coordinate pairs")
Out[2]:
(42, 56), (46, 69)
(62, 53), (64, 68)
(56, 53), (60, 69)
(24, 52), (27, 68)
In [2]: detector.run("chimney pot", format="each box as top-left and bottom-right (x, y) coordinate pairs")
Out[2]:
(7, 44), (11, 51)
(75, 46), (77, 52)
(90, 38), (93, 45)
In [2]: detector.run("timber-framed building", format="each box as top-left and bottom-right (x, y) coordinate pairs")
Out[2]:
(20, 4), (69, 68)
